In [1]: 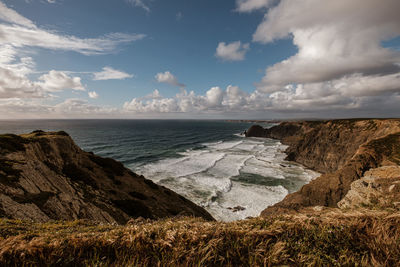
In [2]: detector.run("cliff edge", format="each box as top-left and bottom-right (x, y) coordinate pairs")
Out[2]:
(0, 131), (213, 223)
(246, 119), (400, 216)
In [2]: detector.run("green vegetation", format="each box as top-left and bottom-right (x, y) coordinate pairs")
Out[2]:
(0, 209), (399, 266)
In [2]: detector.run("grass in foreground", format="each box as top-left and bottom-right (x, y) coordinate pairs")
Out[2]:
(0, 209), (399, 266)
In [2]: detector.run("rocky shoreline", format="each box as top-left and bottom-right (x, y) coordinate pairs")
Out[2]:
(245, 119), (400, 216)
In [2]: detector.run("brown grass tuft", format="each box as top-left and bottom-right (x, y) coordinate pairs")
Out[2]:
(0, 209), (399, 266)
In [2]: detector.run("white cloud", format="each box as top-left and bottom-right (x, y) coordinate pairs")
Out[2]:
(0, 99), (52, 117)
(123, 86), (249, 114)
(0, 43), (85, 99)
(38, 70), (85, 92)
(155, 71), (185, 87)
(0, 2), (145, 55)
(0, 45), (35, 75)
(0, 24), (146, 55)
(88, 91), (99, 99)
(0, 66), (85, 99)
(125, 0), (150, 12)
(123, 98), (179, 113)
(0, 2), (36, 28)
(0, 67), (45, 99)
(93, 67), (134, 80)
(235, 0), (274, 13)
(253, 0), (400, 92)
(205, 87), (224, 107)
(215, 41), (250, 61)
(0, 98), (117, 119)
(54, 99), (117, 115)
(144, 89), (162, 99)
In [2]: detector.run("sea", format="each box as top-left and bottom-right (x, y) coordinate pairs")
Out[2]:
(0, 120), (318, 221)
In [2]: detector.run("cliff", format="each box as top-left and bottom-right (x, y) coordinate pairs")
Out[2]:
(0, 131), (213, 223)
(245, 119), (400, 215)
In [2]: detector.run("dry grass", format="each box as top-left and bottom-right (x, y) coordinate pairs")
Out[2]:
(0, 209), (399, 266)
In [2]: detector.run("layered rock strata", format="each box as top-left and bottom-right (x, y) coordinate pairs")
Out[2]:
(0, 131), (214, 223)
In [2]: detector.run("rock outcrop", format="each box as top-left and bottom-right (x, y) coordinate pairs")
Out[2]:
(0, 131), (214, 223)
(246, 119), (400, 216)
(244, 125), (266, 137)
(338, 166), (400, 210)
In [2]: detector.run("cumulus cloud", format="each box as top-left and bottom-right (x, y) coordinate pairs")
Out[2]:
(122, 76), (400, 118)
(88, 91), (99, 99)
(205, 87), (224, 107)
(253, 0), (400, 93)
(123, 85), (251, 114)
(144, 89), (162, 99)
(235, 0), (274, 13)
(215, 41), (250, 61)
(125, 0), (150, 12)
(0, 67), (45, 99)
(155, 71), (185, 87)
(0, 43), (87, 100)
(37, 70), (85, 92)
(0, 66), (85, 99)
(93, 67), (134, 80)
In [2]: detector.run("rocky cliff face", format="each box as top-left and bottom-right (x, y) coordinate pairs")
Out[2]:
(338, 166), (400, 210)
(245, 119), (400, 216)
(0, 131), (213, 223)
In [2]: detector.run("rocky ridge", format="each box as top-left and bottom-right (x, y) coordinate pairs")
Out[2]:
(0, 131), (213, 223)
(246, 119), (400, 215)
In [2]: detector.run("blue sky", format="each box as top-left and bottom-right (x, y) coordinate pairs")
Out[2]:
(0, 0), (399, 119)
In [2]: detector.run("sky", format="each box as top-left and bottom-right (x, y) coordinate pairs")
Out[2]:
(0, 0), (399, 119)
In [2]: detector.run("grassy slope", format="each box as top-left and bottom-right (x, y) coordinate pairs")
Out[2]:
(0, 209), (399, 266)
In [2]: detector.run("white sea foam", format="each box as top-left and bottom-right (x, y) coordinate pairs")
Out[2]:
(206, 140), (243, 150)
(136, 136), (318, 221)
(140, 151), (225, 181)
(207, 182), (289, 221)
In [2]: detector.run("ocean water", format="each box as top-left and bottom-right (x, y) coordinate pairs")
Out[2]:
(0, 120), (318, 221)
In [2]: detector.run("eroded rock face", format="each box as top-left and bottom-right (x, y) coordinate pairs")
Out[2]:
(255, 119), (400, 217)
(0, 131), (214, 223)
(338, 166), (400, 209)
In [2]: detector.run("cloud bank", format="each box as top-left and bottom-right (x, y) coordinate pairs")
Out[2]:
(252, 0), (400, 94)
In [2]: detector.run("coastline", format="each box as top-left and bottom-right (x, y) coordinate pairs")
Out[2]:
(245, 119), (400, 215)
(0, 119), (399, 265)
